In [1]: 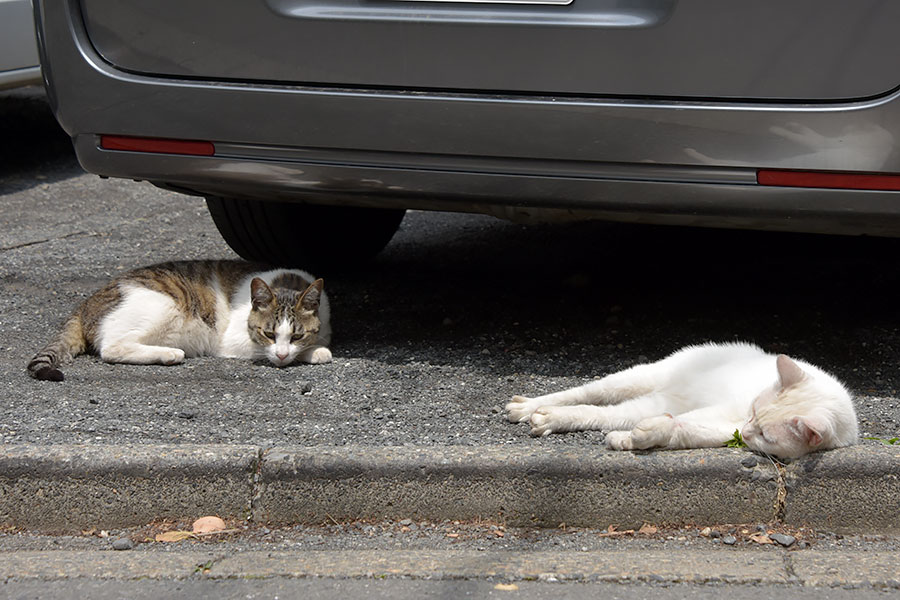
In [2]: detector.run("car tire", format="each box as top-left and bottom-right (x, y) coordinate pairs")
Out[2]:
(205, 196), (405, 270)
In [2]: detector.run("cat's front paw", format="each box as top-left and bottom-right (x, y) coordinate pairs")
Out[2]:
(161, 348), (185, 365)
(529, 407), (558, 437)
(301, 346), (333, 364)
(605, 430), (634, 451)
(506, 395), (540, 423)
(529, 406), (581, 437)
(630, 414), (676, 450)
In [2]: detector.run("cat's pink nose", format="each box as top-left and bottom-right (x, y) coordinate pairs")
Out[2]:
(276, 351), (289, 360)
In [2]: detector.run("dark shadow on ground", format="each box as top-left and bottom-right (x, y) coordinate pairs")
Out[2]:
(327, 212), (900, 391)
(0, 86), (81, 193)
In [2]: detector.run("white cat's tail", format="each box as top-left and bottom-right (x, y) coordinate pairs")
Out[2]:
(27, 314), (87, 382)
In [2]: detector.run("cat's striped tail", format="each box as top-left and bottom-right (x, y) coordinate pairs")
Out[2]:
(27, 315), (87, 382)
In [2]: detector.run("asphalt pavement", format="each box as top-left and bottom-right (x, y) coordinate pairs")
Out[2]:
(1, 87), (899, 591)
(2, 89), (898, 447)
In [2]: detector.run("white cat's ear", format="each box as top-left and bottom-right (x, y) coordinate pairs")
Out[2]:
(250, 277), (274, 310)
(297, 279), (324, 312)
(776, 355), (806, 389)
(790, 415), (825, 448)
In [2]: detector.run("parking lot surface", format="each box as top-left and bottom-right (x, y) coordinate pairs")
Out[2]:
(1, 88), (898, 449)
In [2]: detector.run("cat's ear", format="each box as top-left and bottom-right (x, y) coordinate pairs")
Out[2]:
(790, 415), (825, 448)
(250, 277), (275, 310)
(776, 355), (806, 389)
(297, 279), (324, 312)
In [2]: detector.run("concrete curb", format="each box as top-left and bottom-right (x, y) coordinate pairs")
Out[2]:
(0, 444), (897, 533)
(257, 446), (776, 528)
(0, 445), (258, 529)
(783, 444), (900, 531)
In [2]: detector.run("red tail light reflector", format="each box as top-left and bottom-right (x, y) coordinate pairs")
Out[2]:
(758, 169), (900, 191)
(100, 135), (215, 156)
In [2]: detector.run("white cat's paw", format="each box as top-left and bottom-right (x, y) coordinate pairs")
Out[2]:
(302, 347), (333, 364)
(529, 407), (558, 437)
(530, 406), (580, 437)
(605, 430), (634, 451)
(161, 348), (185, 365)
(506, 395), (540, 423)
(630, 414), (676, 450)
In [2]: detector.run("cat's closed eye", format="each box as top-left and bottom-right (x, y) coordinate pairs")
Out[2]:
(261, 330), (276, 341)
(290, 332), (307, 343)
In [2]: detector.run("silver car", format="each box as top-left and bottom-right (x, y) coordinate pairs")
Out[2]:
(1, 0), (40, 90)
(35, 1), (900, 267)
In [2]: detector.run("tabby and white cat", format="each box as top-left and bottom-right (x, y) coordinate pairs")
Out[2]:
(27, 260), (332, 381)
(507, 342), (857, 458)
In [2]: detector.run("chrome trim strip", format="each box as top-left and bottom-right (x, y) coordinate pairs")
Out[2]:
(389, 0), (573, 5)
(212, 143), (758, 185)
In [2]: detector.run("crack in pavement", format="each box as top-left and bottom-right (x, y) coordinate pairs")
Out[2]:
(0, 231), (95, 252)
(247, 447), (266, 522)
(772, 461), (788, 523)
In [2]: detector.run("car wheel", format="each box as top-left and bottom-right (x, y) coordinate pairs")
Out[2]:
(205, 196), (405, 270)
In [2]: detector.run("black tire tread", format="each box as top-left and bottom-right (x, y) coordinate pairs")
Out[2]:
(206, 197), (405, 270)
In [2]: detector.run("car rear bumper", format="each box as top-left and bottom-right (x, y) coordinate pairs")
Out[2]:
(73, 135), (900, 236)
(38, 0), (900, 235)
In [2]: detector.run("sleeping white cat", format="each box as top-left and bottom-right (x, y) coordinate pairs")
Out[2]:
(507, 342), (858, 458)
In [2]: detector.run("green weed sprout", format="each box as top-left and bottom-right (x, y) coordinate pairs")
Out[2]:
(725, 429), (747, 449)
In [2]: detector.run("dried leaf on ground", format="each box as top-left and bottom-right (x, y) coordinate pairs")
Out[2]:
(598, 525), (635, 538)
(638, 524), (658, 535)
(749, 532), (775, 545)
(155, 530), (195, 543)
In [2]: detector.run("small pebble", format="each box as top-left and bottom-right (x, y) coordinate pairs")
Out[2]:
(192, 516), (226, 533)
(300, 383), (313, 395)
(741, 456), (758, 468)
(112, 538), (133, 551)
(723, 535), (737, 546)
(399, 519), (413, 526)
(770, 533), (796, 547)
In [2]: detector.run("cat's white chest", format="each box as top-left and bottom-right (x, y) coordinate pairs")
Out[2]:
(215, 273), (265, 359)
(218, 301), (260, 359)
